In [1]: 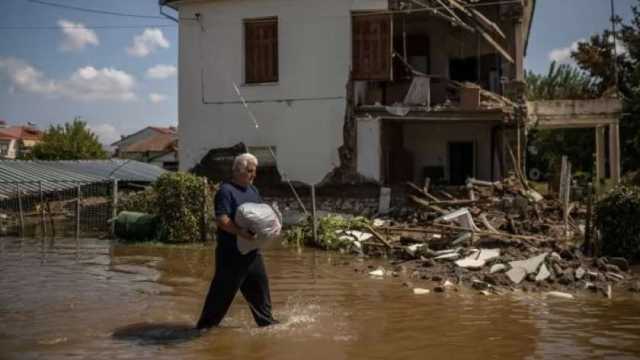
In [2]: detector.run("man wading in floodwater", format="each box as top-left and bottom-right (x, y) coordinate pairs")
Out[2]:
(196, 153), (278, 329)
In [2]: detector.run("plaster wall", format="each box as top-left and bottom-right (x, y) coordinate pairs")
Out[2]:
(177, 0), (386, 184)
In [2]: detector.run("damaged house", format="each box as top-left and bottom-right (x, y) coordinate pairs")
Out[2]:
(165, 0), (617, 186)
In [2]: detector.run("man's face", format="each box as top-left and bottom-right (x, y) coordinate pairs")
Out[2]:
(235, 163), (257, 186)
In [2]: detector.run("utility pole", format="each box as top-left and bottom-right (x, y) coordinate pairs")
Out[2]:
(611, 0), (620, 92)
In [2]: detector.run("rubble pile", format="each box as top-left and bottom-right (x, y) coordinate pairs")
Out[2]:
(284, 176), (640, 298)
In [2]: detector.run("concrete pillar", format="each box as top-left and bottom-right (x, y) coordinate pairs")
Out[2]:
(609, 123), (621, 183)
(513, 20), (524, 82)
(595, 126), (606, 182)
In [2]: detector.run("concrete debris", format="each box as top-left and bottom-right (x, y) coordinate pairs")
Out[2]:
(490, 264), (507, 274)
(506, 267), (527, 284)
(368, 268), (385, 277)
(284, 175), (640, 298)
(413, 288), (430, 295)
(479, 290), (492, 296)
(606, 257), (630, 272)
(508, 253), (549, 275)
(436, 208), (479, 232)
(546, 291), (575, 300)
(535, 263), (551, 282)
(455, 248), (500, 269)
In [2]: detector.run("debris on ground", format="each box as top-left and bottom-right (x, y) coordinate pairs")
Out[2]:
(282, 176), (639, 299)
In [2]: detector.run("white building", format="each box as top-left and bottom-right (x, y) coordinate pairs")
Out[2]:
(164, 0), (539, 185)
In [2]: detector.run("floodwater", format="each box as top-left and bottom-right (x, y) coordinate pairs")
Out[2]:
(1, 237), (640, 360)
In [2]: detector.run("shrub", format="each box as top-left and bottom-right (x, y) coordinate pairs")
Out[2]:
(594, 185), (640, 260)
(284, 214), (370, 250)
(153, 172), (215, 243)
(118, 188), (157, 214)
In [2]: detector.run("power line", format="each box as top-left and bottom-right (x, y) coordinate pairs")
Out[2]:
(0, 24), (177, 30)
(26, 0), (168, 20)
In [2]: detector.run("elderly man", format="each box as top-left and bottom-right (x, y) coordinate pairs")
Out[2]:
(196, 153), (278, 329)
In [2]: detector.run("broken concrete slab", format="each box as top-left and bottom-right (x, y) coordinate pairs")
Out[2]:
(413, 288), (430, 295)
(506, 267), (527, 284)
(546, 291), (575, 300)
(575, 267), (585, 280)
(455, 248), (501, 269)
(508, 252), (549, 275)
(436, 208), (480, 232)
(490, 264), (507, 274)
(406, 244), (426, 257)
(368, 268), (385, 277)
(434, 253), (460, 261)
(535, 263), (551, 282)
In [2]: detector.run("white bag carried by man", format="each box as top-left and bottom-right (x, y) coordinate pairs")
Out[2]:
(234, 202), (282, 254)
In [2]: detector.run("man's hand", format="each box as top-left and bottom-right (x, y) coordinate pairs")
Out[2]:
(238, 229), (256, 241)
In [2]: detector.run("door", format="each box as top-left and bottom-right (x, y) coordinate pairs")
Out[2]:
(449, 142), (474, 185)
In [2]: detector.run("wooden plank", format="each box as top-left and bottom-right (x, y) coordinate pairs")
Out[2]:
(475, 25), (514, 64)
(469, 8), (506, 39)
(365, 225), (393, 248)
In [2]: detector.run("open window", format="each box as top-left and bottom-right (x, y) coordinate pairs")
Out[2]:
(244, 17), (278, 84)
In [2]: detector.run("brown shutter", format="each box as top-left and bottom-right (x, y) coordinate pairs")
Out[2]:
(245, 18), (278, 83)
(352, 14), (392, 81)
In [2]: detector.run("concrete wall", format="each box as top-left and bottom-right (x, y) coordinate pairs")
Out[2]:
(177, 0), (387, 184)
(402, 122), (495, 182)
(356, 116), (381, 181)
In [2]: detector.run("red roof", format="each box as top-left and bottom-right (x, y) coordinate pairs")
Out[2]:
(149, 126), (176, 135)
(0, 126), (43, 141)
(121, 132), (177, 153)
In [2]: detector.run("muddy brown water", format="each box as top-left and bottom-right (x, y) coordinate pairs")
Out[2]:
(2, 237), (640, 360)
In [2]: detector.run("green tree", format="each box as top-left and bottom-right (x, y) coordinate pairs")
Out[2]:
(571, 3), (640, 171)
(525, 61), (596, 100)
(31, 118), (107, 160)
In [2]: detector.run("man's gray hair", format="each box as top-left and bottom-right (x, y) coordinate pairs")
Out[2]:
(232, 153), (258, 173)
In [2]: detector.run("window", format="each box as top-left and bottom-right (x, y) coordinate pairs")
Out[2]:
(244, 17), (278, 84)
(352, 14), (392, 81)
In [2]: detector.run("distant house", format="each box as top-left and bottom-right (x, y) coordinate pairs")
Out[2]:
(0, 121), (43, 159)
(111, 126), (178, 171)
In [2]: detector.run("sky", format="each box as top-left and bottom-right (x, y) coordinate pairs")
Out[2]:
(0, 0), (635, 145)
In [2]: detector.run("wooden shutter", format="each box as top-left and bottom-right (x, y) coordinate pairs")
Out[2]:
(352, 14), (392, 81)
(245, 18), (278, 83)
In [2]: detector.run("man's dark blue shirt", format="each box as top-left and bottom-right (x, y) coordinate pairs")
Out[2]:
(214, 181), (262, 254)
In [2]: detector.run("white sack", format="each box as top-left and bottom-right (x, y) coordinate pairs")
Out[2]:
(234, 202), (282, 254)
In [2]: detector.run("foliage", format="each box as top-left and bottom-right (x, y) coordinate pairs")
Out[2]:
(594, 186), (640, 260)
(31, 118), (108, 160)
(115, 173), (215, 243)
(118, 188), (157, 214)
(283, 214), (371, 250)
(152, 172), (214, 243)
(525, 61), (596, 100)
(570, 2), (640, 172)
(526, 128), (595, 180)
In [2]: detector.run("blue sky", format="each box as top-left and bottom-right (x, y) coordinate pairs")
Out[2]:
(0, 0), (634, 145)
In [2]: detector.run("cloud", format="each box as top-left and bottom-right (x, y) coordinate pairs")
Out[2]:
(58, 19), (99, 51)
(146, 64), (176, 79)
(88, 123), (120, 145)
(548, 39), (584, 64)
(0, 57), (136, 102)
(148, 93), (168, 103)
(127, 28), (169, 57)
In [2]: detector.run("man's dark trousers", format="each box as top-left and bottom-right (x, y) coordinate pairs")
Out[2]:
(196, 245), (276, 328)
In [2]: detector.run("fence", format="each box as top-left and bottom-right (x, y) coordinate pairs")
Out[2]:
(0, 180), (118, 239)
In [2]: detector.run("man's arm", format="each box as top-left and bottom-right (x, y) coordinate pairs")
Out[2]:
(217, 215), (255, 241)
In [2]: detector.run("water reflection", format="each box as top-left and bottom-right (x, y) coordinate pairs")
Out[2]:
(0, 236), (639, 360)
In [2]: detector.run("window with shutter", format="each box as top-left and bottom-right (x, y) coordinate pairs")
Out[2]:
(244, 17), (278, 84)
(352, 14), (392, 81)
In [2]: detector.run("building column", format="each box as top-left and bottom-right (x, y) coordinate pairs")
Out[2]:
(513, 19), (524, 82)
(609, 123), (621, 183)
(595, 126), (606, 182)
